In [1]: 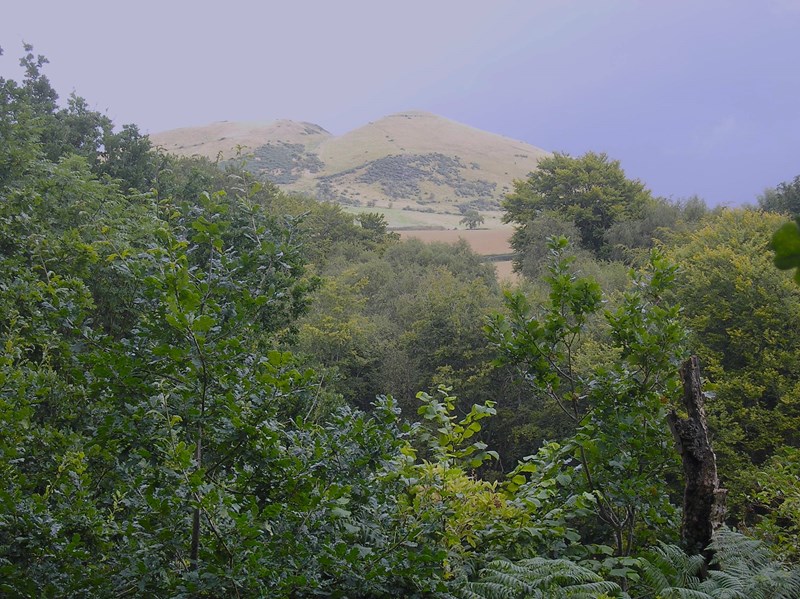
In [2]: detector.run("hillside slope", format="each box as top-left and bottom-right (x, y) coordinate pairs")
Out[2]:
(151, 119), (332, 161)
(151, 111), (548, 215)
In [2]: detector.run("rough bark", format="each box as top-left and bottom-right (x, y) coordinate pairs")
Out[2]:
(667, 356), (727, 562)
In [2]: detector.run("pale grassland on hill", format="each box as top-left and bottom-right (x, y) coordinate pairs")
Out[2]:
(152, 114), (528, 282)
(150, 120), (331, 159)
(316, 111), (546, 178)
(346, 206), (462, 229)
(150, 111), (548, 217)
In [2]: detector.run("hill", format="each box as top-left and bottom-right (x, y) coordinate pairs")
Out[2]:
(150, 119), (332, 160)
(150, 111), (548, 219)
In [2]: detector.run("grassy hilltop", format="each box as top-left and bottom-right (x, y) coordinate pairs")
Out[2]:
(151, 110), (549, 224)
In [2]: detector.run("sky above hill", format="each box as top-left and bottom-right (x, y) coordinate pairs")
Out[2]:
(2, 0), (799, 205)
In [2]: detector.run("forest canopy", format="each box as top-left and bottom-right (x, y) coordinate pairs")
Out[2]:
(1, 46), (799, 597)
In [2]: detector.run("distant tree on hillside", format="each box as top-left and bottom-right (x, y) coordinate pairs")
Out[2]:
(460, 209), (484, 229)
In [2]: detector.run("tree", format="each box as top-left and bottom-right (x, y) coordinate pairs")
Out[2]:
(3, 44), (159, 194)
(98, 123), (158, 191)
(753, 447), (800, 561)
(507, 212), (582, 278)
(668, 209), (800, 522)
(0, 55), (444, 594)
(17, 43), (58, 115)
(503, 151), (652, 258)
(358, 211), (389, 233)
(604, 195), (709, 263)
(297, 236), (500, 411)
(488, 238), (686, 555)
(667, 356), (727, 561)
(460, 209), (485, 229)
(759, 174), (800, 215)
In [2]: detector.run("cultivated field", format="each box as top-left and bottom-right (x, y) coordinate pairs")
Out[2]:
(492, 259), (516, 281)
(398, 228), (513, 255)
(399, 227), (517, 282)
(345, 206), (508, 230)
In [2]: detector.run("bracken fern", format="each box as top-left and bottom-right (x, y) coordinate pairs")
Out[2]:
(452, 557), (625, 598)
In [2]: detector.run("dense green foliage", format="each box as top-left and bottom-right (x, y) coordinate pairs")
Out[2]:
(296, 236), (501, 411)
(503, 152), (708, 272)
(760, 175), (800, 216)
(666, 211), (800, 524)
(489, 240), (686, 556)
(503, 152), (652, 258)
(2, 46), (799, 596)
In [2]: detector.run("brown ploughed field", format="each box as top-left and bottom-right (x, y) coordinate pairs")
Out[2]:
(398, 228), (516, 281)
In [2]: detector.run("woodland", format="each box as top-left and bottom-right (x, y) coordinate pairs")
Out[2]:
(2, 45), (800, 597)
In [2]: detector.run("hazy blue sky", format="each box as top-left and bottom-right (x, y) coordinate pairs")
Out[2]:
(2, 0), (799, 205)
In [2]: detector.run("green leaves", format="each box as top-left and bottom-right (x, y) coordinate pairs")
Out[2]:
(770, 216), (800, 283)
(416, 386), (499, 468)
(503, 151), (652, 258)
(488, 237), (603, 408)
(490, 238), (684, 555)
(671, 209), (800, 522)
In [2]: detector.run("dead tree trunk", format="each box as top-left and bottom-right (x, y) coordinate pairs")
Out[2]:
(667, 356), (727, 563)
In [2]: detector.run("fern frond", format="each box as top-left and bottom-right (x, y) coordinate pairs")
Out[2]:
(455, 557), (624, 598)
(561, 580), (626, 598)
(633, 532), (800, 599)
(658, 588), (714, 599)
(708, 529), (800, 599)
(699, 570), (745, 599)
(709, 529), (772, 572)
(514, 557), (603, 587)
(461, 580), (519, 599)
(635, 543), (714, 599)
